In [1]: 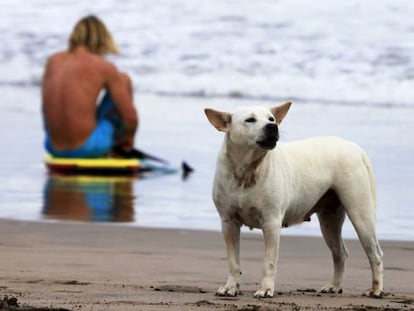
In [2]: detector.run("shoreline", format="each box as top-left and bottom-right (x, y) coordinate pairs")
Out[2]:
(3, 216), (414, 243)
(0, 219), (413, 310)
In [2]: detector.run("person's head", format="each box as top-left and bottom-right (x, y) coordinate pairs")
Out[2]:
(68, 15), (119, 55)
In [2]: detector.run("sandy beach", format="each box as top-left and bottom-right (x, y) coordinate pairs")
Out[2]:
(0, 219), (413, 310)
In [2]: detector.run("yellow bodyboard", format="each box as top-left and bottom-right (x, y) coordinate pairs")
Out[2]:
(45, 154), (140, 175)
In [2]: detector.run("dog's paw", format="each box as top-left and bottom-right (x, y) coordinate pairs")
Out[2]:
(253, 288), (274, 298)
(215, 285), (239, 297)
(362, 288), (384, 299)
(320, 283), (343, 294)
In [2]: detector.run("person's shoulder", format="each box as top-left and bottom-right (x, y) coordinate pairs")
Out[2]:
(98, 57), (120, 77)
(74, 48), (120, 77)
(44, 51), (67, 68)
(48, 50), (68, 60)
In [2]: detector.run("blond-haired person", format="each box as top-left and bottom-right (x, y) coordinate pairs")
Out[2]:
(42, 15), (138, 158)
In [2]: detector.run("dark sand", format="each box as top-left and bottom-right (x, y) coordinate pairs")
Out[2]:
(0, 219), (413, 310)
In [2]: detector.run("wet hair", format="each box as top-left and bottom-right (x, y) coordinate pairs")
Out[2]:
(68, 15), (119, 55)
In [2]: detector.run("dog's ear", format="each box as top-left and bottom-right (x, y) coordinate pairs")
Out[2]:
(271, 102), (292, 125)
(204, 108), (231, 132)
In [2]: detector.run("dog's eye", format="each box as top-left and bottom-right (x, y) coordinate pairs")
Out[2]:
(268, 117), (275, 122)
(245, 117), (256, 123)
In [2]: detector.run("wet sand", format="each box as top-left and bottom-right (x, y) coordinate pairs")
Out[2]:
(0, 219), (413, 310)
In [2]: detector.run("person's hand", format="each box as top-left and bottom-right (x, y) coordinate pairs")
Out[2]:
(119, 135), (134, 152)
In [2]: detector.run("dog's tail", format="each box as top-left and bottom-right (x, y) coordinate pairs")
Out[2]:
(361, 151), (377, 207)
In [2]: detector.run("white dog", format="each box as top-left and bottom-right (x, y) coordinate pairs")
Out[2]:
(204, 102), (383, 299)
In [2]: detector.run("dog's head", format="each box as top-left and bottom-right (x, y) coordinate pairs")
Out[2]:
(204, 102), (291, 150)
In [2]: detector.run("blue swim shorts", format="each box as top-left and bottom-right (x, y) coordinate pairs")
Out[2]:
(45, 92), (122, 158)
(45, 118), (115, 158)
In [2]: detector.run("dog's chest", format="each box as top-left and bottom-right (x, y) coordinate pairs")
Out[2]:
(218, 186), (266, 229)
(234, 204), (264, 229)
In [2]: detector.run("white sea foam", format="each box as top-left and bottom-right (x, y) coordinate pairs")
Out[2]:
(1, 0), (413, 107)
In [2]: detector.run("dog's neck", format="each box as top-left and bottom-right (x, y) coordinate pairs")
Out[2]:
(223, 139), (269, 188)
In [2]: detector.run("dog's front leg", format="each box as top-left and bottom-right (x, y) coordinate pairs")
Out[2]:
(254, 220), (282, 298)
(216, 220), (241, 297)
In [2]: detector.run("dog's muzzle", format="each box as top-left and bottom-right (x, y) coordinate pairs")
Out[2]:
(257, 123), (279, 149)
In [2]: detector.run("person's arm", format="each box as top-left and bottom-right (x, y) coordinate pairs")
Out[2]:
(105, 64), (138, 151)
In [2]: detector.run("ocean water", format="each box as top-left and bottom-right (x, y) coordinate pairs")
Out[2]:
(0, 0), (413, 241)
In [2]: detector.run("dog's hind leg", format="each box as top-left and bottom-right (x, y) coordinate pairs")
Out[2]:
(216, 220), (241, 297)
(336, 167), (384, 298)
(344, 201), (384, 298)
(316, 191), (349, 294)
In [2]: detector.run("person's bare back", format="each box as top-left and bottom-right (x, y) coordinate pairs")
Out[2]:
(43, 47), (103, 150)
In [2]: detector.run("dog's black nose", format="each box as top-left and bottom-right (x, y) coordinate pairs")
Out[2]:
(257, 123), (279, 150)
(265, 123), (278, 137)
(265, 123), (278, 131)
